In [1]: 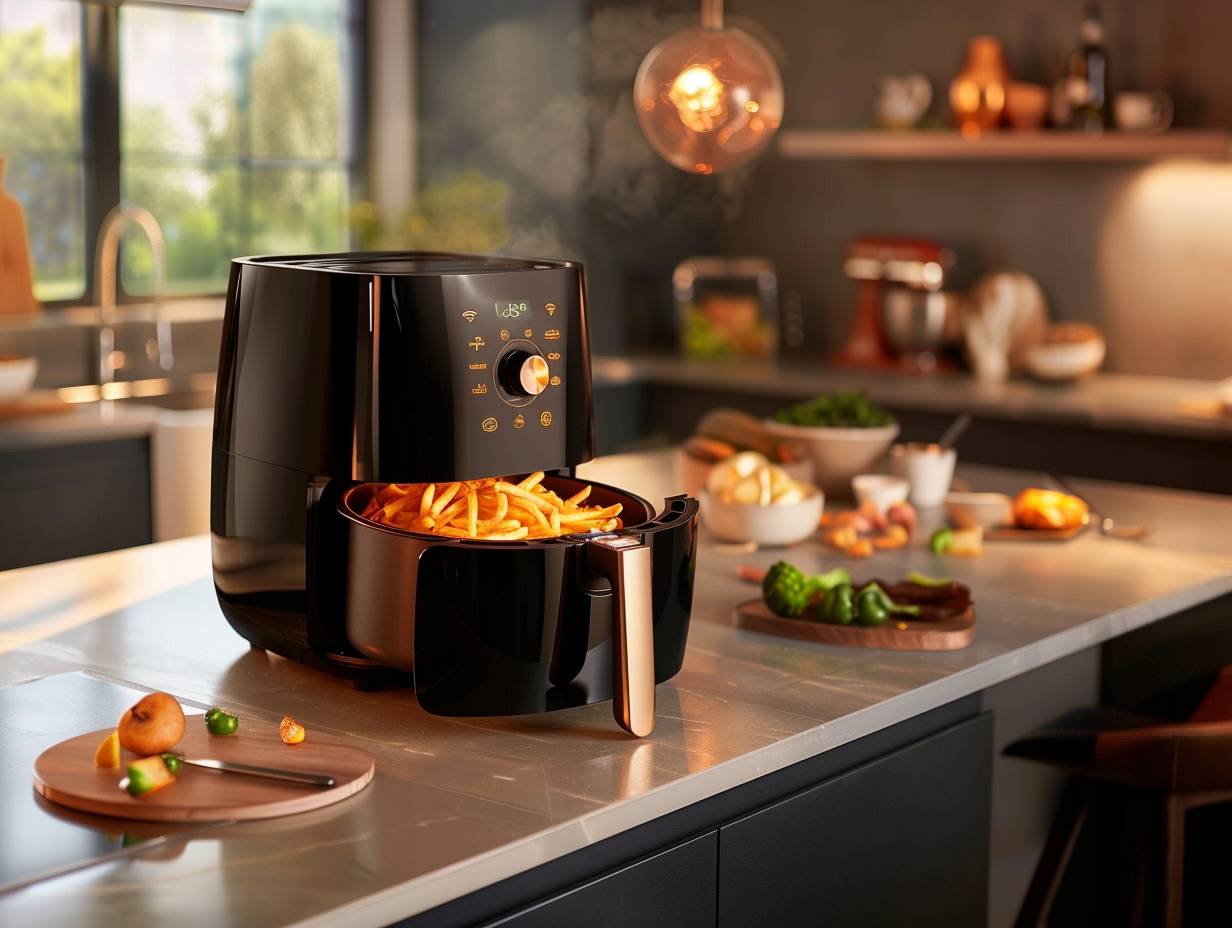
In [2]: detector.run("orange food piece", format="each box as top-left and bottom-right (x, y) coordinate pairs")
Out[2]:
(873, 524), (909, 550)
(1013, 488), (1088, 530)
(825, 525), (858, 550)
(279, 716), (306, 745)
(846, 538), (874, 558)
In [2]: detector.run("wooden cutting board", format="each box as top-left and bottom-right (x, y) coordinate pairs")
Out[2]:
(34, 723), (374, 822)
(734, 599), (975, 651)
(984, 523), (1087, 542)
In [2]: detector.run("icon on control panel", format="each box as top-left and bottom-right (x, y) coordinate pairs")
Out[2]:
(539, 411), (552, 427)
(469, 362), (487, 371)
(545, 303), (557, 316)
(471, 383), (488, 396)
(546, 351), (560, 361)
(481, 417), (498, 433)
(468, 336), (486, 352)
(549, 375), (561, 387)
(513, 414), (525, 429)
(543, 329), (561, 340)
(462, 310), (478, 324)
(499, 328), (510, 341)
(523, 328), (533, 339)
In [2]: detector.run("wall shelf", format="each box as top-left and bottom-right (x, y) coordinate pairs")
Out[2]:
(776, 129), (1231, 162)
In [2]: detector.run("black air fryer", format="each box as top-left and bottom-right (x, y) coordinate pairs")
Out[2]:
(211, 253), (698, 735)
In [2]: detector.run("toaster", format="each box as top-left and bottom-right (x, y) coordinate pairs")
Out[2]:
(211, 252), (699, 736)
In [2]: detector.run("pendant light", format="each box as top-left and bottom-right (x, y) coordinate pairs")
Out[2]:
(633, 0), (784, 175)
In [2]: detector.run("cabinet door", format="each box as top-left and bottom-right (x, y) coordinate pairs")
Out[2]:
(0, 439), (151, 569)
(719, 714), (992, 928)
(486, 831), (717, 928)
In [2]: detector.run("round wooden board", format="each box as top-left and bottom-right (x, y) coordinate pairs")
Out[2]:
(734, 599), (975, 651)
(34, 723), (375, 822)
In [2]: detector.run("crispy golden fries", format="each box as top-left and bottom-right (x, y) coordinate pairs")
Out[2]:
(359, 473), (622, 541)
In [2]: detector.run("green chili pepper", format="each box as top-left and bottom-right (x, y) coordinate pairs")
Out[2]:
(906, 571), (953, 587)
(856, 586), (892, 626)
(929, 527), (954, 555)
(811, 583), (854, 624)
(204, 707), (239, 736)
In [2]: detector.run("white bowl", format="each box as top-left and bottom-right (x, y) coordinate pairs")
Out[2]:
(890, 443), (957, 508)
(851, 474), (909, 513)
(699, 487), (824, 546)
(945, 491), (1013, 529)
(1024, 337), (1106, 381)
(763, 420), (900, 496)
(0, 355), (38, 402)
(675, 447), (814, 499)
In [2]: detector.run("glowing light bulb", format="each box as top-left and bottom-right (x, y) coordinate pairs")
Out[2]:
(669, 65), (727, 132)
(633, 25), (783, 174)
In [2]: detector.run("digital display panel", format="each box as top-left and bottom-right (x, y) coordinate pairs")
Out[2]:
(494, 300), (531, 320)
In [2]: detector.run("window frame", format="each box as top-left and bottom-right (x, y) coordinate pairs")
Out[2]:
(60, 0), (365, 309)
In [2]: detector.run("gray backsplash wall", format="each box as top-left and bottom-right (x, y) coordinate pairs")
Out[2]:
(721, 0), (1232, 379)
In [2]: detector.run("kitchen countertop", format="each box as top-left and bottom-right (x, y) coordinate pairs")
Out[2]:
(1, 451), (1231, 925)
(592, 354), (1232, 440)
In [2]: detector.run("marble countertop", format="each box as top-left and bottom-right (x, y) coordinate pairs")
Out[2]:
(1, 451), (1230, 926)
(593, 354), (1232, 440)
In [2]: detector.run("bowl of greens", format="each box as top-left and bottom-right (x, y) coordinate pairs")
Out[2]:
(764, 392), (899, 495)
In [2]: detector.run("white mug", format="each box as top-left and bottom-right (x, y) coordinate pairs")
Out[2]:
(1115, 91), (1173, 133)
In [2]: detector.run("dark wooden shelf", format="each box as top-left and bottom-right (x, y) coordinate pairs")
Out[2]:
(776, 129), (1231, 162)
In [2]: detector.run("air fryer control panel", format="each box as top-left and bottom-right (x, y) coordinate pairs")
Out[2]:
(374, 265), (593, 482)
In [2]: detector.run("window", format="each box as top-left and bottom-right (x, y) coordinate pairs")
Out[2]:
(120, 0), (355, 295)
(0, 0), (85, 302)
(0, 0), (356, 304)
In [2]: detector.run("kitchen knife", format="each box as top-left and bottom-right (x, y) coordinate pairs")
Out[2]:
(176, 757), (336, 788)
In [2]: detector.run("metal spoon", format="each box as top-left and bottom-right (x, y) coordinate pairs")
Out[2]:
(938, 412), (972, 450)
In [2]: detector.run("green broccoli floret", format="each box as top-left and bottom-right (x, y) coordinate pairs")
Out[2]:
(762, 561), (810, 617)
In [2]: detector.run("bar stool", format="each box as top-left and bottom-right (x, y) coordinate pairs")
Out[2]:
(1007, 667), (1232, 927)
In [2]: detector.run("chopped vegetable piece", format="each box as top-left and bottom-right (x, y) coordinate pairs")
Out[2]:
(94, 730), (121, 769)
(762, 561), (810, 617)
(203, 707), (239, 736)
(810, 583), (856, 625)
(806, 567), (852, 596)
(929, 527), (954, 554)
(856, 585), (891, 626)
(906, 571), (953, 587)
(947, 527), (984, 557)
(846, 538), (874, 559)
(160, 753), (182, 776)
(279, 716), (306, 745)
(125, 755), (176, 798)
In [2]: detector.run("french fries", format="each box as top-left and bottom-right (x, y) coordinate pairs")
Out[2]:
(359, 473), (622, 541)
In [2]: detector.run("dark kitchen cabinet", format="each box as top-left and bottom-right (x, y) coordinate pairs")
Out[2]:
(0, 439), (151, 570)
(717, 714), (992, 928)
(482, 831), (717, 928)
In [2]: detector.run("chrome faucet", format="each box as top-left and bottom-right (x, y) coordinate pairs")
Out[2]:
(93, 205), (174, 386)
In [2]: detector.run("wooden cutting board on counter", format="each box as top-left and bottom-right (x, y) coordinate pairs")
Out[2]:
(735, 599), (975, 651)
(34, 723), (374, 822)
(984, 523), (1087, 542)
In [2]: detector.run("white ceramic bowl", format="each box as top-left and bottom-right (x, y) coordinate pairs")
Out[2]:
(1024, 336), (1106, 381)
(675, 447), (814, 499)
(699, 487), (824, 546)
(0, 354), (38, 402)
(851, 474), (909, 513)
(762, 420), (900, 496)
(890, 443), (957, 508)
(945, 491), (1013, 529)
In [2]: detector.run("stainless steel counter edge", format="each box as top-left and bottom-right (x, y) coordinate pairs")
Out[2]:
(295, 576), (1232, 928)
